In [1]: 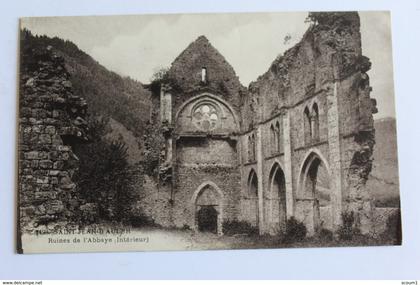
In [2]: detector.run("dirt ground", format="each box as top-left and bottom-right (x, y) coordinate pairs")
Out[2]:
(129, 227), (396, 251)
(126, 227), (283, 251)
(21, 224), (396, 253)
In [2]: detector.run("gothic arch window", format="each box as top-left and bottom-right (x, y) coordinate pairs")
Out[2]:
(247, 136), (252, 162)
(299, 151), (332, 231)
(248, 169), (258, 198)
(311, 103), (320, 141)
(192, 181), (224, 235)
(192, 102), (219, 131)
(247, 169), (259, 227)
(201, 67), (207, 83)
(270, 124), (276, 154)
(248, 133), (256, 162)
(269, 163), (287, 233)
(251, 134), (256, 162)
(278, 116), (284, 153)
(304, 106), (312, 145)
(275, 121), (281, 153)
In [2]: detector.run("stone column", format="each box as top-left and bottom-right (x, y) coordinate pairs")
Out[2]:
(256, 125), (265, 234)
(159, 85), (174, 201)
(160, 84), (172, 124)
(310, 114), (316, 141)
(217, 205), (224, 236)
(283, 110), (294, 218)
(167, 139), (173, 163)
(327, 82), (343, 231)
(160, 85), (173, 164)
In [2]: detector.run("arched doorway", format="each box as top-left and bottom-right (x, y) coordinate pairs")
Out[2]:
(248, 169), (259, 228)
(197, 206), (218, 233)
(269, 163), (287, 234)
(192, 182), (223, 235)
(299, 151), (332, 234)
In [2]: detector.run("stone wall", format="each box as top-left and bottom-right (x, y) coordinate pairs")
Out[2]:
(177, 138), (237, 165)
(174, 164), (241, 229)
(18, 41), (88, 235)
(238, 12), (377, 235)
(166, 35), (247, 117)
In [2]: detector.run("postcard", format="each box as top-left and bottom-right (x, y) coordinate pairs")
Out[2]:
(17, 11), (401, 253)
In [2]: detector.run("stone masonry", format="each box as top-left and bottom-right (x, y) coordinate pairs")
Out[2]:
(18, 36), (89, 237)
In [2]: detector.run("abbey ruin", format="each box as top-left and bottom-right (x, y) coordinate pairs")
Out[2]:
(18, 12), (380, 241)
(141, 12), (378, 236)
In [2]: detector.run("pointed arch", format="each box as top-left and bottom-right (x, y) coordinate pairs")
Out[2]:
(304, 106), (312, 145)
(297, 149), (333, 232)
(278, 115), (284, 153)
(311, 103), (320, 141)
(191, 181), (224, 204)
(270, 124), (276, 154)
(247, 135), (253, 162)
(247, 168), (259, 228)
(247, 169), (258, 198)
(175, 93), (239, 128)
(191, 181), (224, 235)
(275, 120), (281, 153)
(248, 133), (256, 162)
(268, 162), (286, 198)
(298, 148), (331, 196)
(268, 162), (287, 234)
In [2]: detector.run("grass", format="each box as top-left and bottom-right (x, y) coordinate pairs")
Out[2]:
(34, 219), (400, 251)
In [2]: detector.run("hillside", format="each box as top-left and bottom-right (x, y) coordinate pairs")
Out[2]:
(105, 118), (144, 165)
(20, 29), (152, 163)
(367, 117), (401, 207)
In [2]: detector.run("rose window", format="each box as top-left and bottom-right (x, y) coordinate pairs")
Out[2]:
(192, 104), (219, 131)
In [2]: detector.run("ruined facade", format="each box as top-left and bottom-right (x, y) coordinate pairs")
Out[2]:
(147, 12), (377, 236)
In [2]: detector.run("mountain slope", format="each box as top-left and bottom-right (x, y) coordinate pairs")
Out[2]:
(368, 117), (401, 207)
(105, 118), (144, 164)
(21, 30), (152, 163)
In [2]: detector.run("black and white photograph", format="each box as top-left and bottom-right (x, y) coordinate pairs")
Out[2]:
(17, 11), (402, 253)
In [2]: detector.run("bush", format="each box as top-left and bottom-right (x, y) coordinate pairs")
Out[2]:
(73, 117), (136, 224)
(283, 217), (307, 243)
(182, 224), (191, 231)
(381, 209), (402, 245)
(128, 213), (157, 228)
(337, 211), (361, 241)
(222, 220), (258, 236)
(317, 228), (334, 242)
(374, 196), (400, 208)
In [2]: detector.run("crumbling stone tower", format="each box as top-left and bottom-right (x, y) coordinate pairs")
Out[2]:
(18, 36), (89, 237)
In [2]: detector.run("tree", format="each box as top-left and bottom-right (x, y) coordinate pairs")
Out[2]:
(73, 116), (135, 222)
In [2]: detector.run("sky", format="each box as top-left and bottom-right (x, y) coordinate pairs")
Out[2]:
(21, 11), (395, 119)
